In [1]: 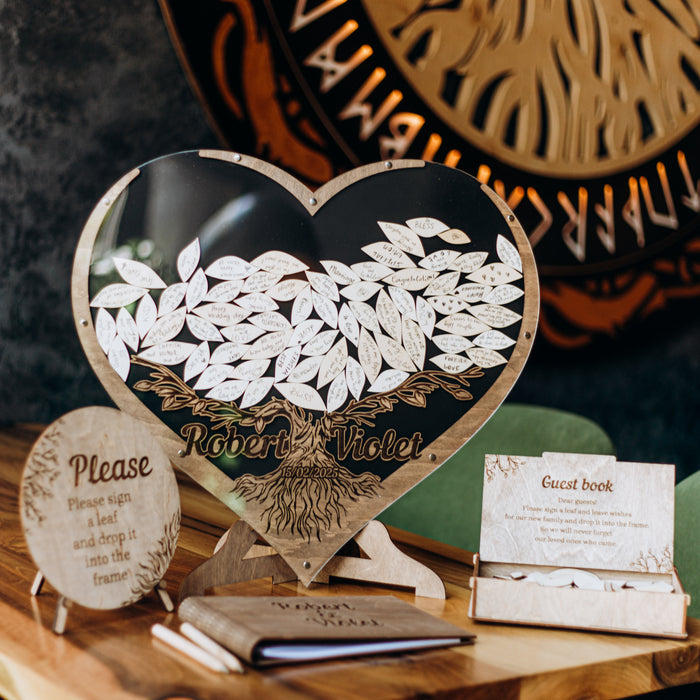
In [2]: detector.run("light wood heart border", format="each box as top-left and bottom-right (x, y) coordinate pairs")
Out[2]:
(72, 150), (539, 585)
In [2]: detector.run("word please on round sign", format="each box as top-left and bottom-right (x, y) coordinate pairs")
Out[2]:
(20, 406), (180, 610)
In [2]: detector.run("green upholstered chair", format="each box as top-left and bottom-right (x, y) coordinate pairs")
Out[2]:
(674, 471), (700, 618)
(377, 402), (615, 553)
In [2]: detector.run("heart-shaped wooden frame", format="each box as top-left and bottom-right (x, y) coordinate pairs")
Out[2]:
(72, 151), (538, 584)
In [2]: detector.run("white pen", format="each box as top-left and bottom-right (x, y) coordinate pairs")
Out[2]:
(180, 622), (245, 674)
(151, 623), (229, 674)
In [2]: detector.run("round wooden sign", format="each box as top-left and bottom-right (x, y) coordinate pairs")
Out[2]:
(20, 407), (181, 610)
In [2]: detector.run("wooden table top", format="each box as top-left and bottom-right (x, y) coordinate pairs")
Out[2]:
(1, 423), (698, 700)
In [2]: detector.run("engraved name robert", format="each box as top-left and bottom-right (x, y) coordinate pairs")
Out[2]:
(180, 422), (423, 466)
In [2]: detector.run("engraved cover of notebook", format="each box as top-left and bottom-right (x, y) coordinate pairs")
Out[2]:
(178, 595), (474, 665)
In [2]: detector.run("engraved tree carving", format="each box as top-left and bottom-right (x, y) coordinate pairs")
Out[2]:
(373, 0), (700, 174)
(90, 216), (524, 541)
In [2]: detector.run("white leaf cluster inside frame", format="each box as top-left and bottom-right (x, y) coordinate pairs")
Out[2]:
(90, 221), (523, 412)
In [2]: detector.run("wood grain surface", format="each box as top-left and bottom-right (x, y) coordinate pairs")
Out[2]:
(0, 424), (699, 700)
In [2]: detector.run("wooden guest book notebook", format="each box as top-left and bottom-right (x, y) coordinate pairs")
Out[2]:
(178, 596), (474, 666)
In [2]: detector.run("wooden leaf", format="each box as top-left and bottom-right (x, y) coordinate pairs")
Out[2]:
(497, 234), (523, 272)
(158, 282), (187, 316)
(205, 255), (257, 280)
(205, 379), (248, 401)
(192, 303), (250, 327)
(184, 341), (210, 382)
(289, 318), (324, 347)
(338, 303), (360, 346)
(242, 270), (283, 294)
(432, 333), (474, 354)
(416, 296), (436, 338)
(350, 261), (392, 281)
(376, 333), (416, 372)
(388, 285), (416, 321)
(439, 228), (470, 245)
(320, 259), (360, 285)
(142, 308), (186, 347)
(113, 258), (166, 289)
(402, 318), (426, 370)
(312, 290), (339, 328)
(185, 268), (208, 311)
(95, 308), (116, 354)
(108, 336), (131, 381)
(362, 242), (414, 269)
(235, 293), (279, 313)
(137, 341), (197, 365)
(244, 330), (292, 360)
(251, 251), (308, 275)
(248, 311), (292, 332)
(301, 329), (338, 356)
(240, 377), (275, 408)
(210, 342), (247, 364)
(349, 300), (381, 333)
(449, 251), (489, 273)
(454, 283), (491, 303)
(425, 271), (460, 296)
(177, 239), (200, 282)
(340, 281), (382, 302)
(291, 285), (314, 325)
(194, 364), (236, 390)
(116, 307), (140, 351)
(266, 278), (308, 302)
(369, 369), (410, 393)
(429, 353), (474, 374)
(418, 249), (461, 271)
(275, 345), (302, 381)
(468, 262), (523, 285)
(467, 347), (508, 368)
(469, 303), (522, 328)
(135, 293), (157, 338)
(483, 284), (524, 305)
(220, 323), (264, 344)
(275, 383), (326, 412)
(435, 312), (490, 336)
(377, 221), (425, 256)
(426, 295), (469, 315)
(232, 359), (271, 381)
(186, 314), (223, 342)
(317, 338), (348, 389)
(375, 289), (402, 341)
(204, 279), (244, 303)
(358, 328), (382, 384)
(288, 355), (323, 383)
(326, 373), (349, 413)
(472, 329), (516, 350)
(405, 217), (449, 237)
(345, 356), (366, 400)
(90, 284), (147, 308)
(306, 271), (340, 302)
(383, 268), (439, 291)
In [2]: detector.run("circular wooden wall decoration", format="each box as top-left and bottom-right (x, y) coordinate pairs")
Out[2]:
(71, 151), (538, 584)
(20, 407), (180, 610)
(158, 0), (700, 348)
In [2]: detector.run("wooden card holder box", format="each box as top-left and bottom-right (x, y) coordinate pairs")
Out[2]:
(468, 453), (690, 639)
(469, 555), (689, 638)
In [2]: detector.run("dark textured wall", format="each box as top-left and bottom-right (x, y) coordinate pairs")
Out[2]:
(0, 1), (698, 480)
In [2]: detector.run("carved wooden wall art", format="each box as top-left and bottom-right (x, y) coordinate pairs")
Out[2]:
(20, 406), (180, 612)
(158, 0), (700, 348)
(72, 151), (537, 584)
